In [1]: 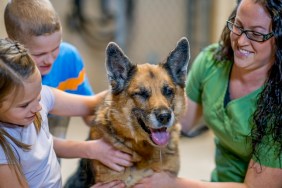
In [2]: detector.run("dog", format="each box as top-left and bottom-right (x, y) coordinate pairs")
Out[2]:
(64, 37), (190, 188)
(64, 38), (190, 188)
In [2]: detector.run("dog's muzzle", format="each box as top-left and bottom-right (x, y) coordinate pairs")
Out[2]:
(133, 108), (174, 147)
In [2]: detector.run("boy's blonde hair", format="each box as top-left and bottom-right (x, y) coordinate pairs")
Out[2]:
(4, 0), (61, 44)
(0, 38), (42, 185)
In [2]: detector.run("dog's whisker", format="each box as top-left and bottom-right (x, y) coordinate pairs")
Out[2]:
(159, 149), (163, 168)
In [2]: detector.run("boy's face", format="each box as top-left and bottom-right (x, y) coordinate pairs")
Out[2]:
(25, 31), (62, 75)
(0, 69), (42, 126)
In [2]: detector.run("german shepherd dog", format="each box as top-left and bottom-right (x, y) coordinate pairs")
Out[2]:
(65, 37), (190, 187)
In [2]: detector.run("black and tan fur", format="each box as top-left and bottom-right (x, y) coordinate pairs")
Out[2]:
(65, 37), (190, 188)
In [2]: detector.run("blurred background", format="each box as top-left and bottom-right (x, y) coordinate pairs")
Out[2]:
(0, 0), (236, 185)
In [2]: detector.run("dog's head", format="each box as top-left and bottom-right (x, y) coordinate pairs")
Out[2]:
(105, 37), (190, 147)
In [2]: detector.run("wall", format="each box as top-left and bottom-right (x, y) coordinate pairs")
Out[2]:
(0, 0), (7, 38)
(211, 0), (236, 42)
(0, 0), (236, 50)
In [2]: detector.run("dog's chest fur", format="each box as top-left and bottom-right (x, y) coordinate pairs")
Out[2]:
(90, 37), (190, 187)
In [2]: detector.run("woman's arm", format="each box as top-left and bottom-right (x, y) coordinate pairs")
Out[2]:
(133, 160), (282, 188)
(90, 180), (126, 188)
(53, 137), (132, 172)
(180, 96), (203, 132)
(133, 171), (244, 188)
(49, 88), (108, 117)
(243, 160), (282, 188)
(0, 164), (28, 188)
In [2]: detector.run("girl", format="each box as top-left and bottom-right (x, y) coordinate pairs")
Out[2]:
(0, 38), (130, 188)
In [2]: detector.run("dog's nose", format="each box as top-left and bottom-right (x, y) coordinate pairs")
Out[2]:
(156, 112), (171, 125)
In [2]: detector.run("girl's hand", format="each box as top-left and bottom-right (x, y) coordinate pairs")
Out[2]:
(86, 139), (133, 172)
(90, 180), (125, 188)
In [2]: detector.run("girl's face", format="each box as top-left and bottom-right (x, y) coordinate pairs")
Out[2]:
(231, 0), (275, 71)
(25, 30), (62, 76)
(0, 69), (42, 126)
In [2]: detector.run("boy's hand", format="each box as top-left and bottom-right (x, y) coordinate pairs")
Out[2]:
(86, 139), (133, 171)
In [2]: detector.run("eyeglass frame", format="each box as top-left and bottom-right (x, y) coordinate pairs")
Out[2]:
(226, 17), (274, 42)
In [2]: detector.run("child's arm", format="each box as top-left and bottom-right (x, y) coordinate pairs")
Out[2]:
(0, 164), (29, 188)
(53, 137), (133, 172)
(49, 88), (107, 117)
(82, 114), (96, 126)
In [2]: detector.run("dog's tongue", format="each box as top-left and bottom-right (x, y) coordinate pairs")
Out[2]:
(151, 128), (170, 146)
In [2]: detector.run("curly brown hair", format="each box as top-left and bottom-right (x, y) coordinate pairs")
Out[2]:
(214, 0), (282, 163)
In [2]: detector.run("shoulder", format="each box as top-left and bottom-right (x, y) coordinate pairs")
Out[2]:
(190, 43), (228, 77)
(193, 43), (220, 67)
(57, 42), (82, 59)
(54, 42), (84, 68)
(186, 43), (231, 102)
(60, 42), (78, 51)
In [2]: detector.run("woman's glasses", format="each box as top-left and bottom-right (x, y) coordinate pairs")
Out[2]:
(226, 19), (274, 42)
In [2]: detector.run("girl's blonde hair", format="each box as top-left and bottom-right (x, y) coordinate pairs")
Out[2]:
(0, 38), (42, 185)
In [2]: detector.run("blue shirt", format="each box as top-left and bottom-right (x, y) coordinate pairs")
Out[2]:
(42, 42), (94, 95)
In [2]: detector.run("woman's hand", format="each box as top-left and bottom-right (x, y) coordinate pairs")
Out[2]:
(133, 171), (176, 188)
(90, 180), (125, 188)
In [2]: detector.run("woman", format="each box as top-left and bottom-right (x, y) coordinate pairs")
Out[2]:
(134, 0), (282, 187)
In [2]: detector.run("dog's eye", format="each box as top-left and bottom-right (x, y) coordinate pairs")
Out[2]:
(162, 86), (174, 97)
(133, 90), (150, 100)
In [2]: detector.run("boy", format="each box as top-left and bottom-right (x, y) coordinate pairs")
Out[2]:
(4, 0), (94, 139)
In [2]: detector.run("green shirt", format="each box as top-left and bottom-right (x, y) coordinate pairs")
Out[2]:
(186, 44), (282, 182)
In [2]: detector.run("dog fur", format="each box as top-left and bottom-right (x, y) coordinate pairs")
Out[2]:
(64, 37), (190, 188)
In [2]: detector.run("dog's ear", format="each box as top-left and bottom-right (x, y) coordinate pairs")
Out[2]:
(162, 37), (190, 88)
(106, 42), (137, 94)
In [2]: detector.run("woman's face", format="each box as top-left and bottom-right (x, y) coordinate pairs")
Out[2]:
(0, 69), (42, 126)
(231, 0), (275, 71)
